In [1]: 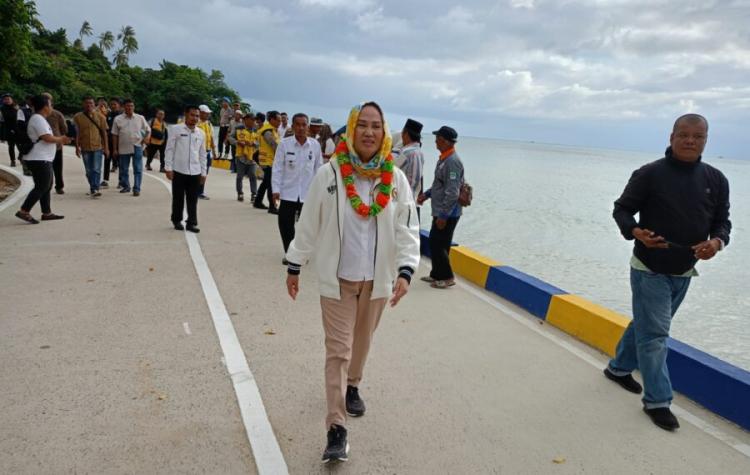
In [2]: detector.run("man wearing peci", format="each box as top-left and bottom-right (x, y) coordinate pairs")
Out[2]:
(164, 105), (207, 234)
(604, 114), (731, 431)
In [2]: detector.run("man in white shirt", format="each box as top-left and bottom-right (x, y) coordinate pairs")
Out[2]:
(165, 105), (207, 233)
(396, 118), (424, 221)
(15, 95), (71, 224)
(112, 98), (150, 196)
(278, 112), (289, 138)
(272, 113), (323, 261)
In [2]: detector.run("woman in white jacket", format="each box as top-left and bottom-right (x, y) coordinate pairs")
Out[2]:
(285, 102), (420, 464)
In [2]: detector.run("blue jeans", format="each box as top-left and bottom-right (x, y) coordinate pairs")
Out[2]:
(82, 150), (103, 193)
(119, 146), (143, 192)
(608, 267), (691, 409)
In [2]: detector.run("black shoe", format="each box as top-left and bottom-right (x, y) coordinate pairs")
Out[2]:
(253, 203), (268, 210)
(346, 385), (366, 417)
(282, 258), (289, 266)
(41, 213), (64, 221)
(55, 188), (65, 195)
(322, 425), (349, 464)
(603, 368), (643, 394)
(120, 188), (131, 193)
(643, 407), (680, 431)
(237, 193), (244, 202)
(100, 181), (109, 188)
(15, 211), (39, 224)
(133, 190), (140, 197)
(268, 208), (279, 215)
(10, 161), (16, 167)
(186, 224), (200, 233)
(173, 222), (184, 231)
(198, 194), (210, 200)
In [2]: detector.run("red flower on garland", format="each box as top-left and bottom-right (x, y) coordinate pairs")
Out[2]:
(376, 193), (389, 207)
(340, 163), (354, 176)
(380, 171), (393, 185)
(346, 184), (357, 198)
(357, 203), (370, 216)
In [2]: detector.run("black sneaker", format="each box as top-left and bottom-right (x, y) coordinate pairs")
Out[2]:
(120, 188), (131, 193)
(603, 368), (643, 394)
(322, 425), (349, 464)
(643, 407), (680, 431)
(253, 203), (268, 210)
(100, 181), (109, 188)
(173, 222), (185, 231)
(237, 193), (244, 202)
(186, 224), (200, 233)
(346, 385), (366, 417)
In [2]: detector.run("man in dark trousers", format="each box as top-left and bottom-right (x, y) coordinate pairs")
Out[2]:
(604, 114), (731, 431)
(1, 93), (19, 167)
(417, 126), (464, 289)
(164, 105), (207, 233)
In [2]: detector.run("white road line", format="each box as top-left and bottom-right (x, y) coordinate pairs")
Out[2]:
(183, 322), (192, 335)
(454, 277), (750, 458)
(0, 164), (34, 213)
(145, 172), (288, 475)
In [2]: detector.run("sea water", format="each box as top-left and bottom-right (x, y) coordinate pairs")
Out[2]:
(419, 137), (749, 371)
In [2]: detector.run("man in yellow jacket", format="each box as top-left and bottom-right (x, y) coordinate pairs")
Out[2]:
(235, 114), (259, 202)
(253, 110), (281, 213)
(197, 104), (217, 199)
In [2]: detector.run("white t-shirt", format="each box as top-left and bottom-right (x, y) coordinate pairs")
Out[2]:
(24, 114), (56, 162)
(324, 138), (335, 156)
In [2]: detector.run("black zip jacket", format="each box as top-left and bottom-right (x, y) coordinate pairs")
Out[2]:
(613, 147), (731, 275)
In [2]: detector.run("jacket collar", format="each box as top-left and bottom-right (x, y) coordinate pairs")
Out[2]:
(665, 146), (702, 168)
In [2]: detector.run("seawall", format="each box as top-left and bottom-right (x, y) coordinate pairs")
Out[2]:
(419, 229), (750, 431)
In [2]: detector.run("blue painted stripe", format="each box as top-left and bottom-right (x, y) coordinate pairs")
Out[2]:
(485, 266), (567, 319)
(667, 338), (750, 431)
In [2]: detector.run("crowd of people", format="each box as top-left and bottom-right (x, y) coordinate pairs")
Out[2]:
(0, 90), (733, 464)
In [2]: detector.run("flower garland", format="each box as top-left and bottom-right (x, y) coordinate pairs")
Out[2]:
(335, 137), (394, 218)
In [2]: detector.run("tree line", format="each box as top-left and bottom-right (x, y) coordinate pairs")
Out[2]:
(0, 0), (246, 121)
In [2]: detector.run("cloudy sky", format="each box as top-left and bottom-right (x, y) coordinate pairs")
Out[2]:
(36, 0), (750, 158)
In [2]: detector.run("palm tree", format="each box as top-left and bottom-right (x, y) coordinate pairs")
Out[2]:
(98, 31), (114, 52)
(117, 25), (135, 42)
(112, 48), (128, 68)
(78, 20), (93, 41)
(122, 35), (139, 56)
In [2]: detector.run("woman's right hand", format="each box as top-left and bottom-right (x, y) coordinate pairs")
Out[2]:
(286, 274), (299, 300)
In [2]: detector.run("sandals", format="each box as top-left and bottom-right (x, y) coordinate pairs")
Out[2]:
(420, 276), (436, 283)
(430, 279), (457, 289)
(15, 211), (39, 224)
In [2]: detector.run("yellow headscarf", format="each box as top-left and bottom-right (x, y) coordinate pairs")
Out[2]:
(343, 102), (392, 178)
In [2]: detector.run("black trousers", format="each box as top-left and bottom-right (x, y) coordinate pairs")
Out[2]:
(6, 139), (17, 163)
(218, 126), (229, 155)
(254, 166), (276, 210)
(52, 149), (64, 190)
(278, 199), (303, 252)
(429, 216), (460, 281)
(146, 143), (166, 170)
(171, 172), (201, 226)
(21, 161), (53, 214)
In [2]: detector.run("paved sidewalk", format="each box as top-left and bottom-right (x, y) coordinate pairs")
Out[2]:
(1, 147), (749, 474)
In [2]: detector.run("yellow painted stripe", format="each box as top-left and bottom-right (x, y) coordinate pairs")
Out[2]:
(449, 246), (502, 287)
(546, 294), (630, 357)
(211, 159), (232, 170)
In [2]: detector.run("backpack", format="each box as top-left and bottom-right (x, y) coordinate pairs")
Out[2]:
(458, 181), (473, 207)
(16, 107), (35, 155)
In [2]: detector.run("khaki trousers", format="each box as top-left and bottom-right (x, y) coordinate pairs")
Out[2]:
(320, 279), (387, 428)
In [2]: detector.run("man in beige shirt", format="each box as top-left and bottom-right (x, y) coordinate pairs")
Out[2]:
(41, 93), (68, 194)
(73, 96), (109, 197)
(111, 98), (150, 196)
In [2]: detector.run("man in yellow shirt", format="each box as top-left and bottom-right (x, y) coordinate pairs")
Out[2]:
(145, 109), (168, 172)
(197, 104), (217, 199)
(252, 110), (281, 213)
(235, 114), (259, 202)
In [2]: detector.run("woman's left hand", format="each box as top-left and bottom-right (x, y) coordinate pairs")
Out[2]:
(390, 277), (410, 307)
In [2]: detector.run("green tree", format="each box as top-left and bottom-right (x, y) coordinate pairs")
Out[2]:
(0, 0), (41, 88)
(78, 20), (92, 42)
(98, 30), (114, 52)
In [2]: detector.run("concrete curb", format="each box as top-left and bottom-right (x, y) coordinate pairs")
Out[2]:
(418, 228), (750, 431)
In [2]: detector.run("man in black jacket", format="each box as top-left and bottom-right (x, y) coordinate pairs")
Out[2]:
(604, 114), (731, 431)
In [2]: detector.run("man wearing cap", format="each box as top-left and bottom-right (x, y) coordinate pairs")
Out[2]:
(396, 118), (425, 221)
(197, 104), (217, 199)
(0, 93), (19, 167)
(218, 99), (233, 159)
(309, 117), (323, 140)
(418, 126), (464, 289)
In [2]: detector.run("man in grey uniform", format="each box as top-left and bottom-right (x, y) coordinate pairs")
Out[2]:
(418, 125), (464, 289)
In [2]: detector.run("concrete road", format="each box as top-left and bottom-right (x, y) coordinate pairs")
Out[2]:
(1, 147), (749, 474)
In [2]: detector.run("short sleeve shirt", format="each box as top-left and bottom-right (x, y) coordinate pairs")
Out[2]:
(24, 114), (56, 162)
(73, 111), (108, 152)
(112, 113), (150, 155)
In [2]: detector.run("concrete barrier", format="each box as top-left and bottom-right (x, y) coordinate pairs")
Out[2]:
(484, 266), (566, 319)
(546, 295), (629, 357)
(448, 246), (501, 287)
(667, 338), (750, 431)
